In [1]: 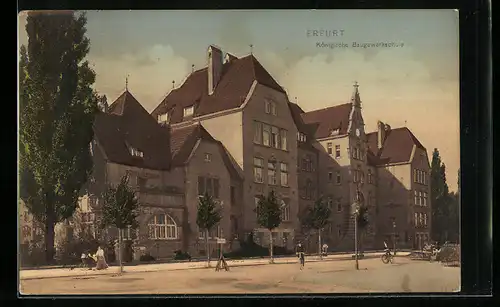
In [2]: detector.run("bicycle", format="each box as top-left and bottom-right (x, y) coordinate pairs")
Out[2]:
(381, 249), (394, 264)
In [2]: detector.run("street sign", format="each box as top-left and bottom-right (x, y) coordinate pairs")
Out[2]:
(217, 238), (226, 244)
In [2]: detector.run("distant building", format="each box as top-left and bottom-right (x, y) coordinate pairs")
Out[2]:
(19, 45), (431, 258)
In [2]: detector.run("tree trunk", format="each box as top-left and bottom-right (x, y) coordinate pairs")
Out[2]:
(44, 219), (55, 264)
(205, 229), (210, 267)
(118, 229), (123, 274)
(269, 230), (274, 263)
(318, 229), (322, 260)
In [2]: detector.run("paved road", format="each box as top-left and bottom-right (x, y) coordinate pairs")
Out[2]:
(20, 252), (403, 280)
(20, 257), (460, 294)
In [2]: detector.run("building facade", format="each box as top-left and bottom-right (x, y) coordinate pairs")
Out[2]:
(19, 45), (431, 258)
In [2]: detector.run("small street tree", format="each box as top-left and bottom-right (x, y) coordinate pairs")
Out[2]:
(356, 205), (369, 254)
(196, 193), (222, 267)
(254, 190), (282, 263)
(100, 175), (140, 273)
(302, 197), (331, 260)
(19, 12), (99, 263)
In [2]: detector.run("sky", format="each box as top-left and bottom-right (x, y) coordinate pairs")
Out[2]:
(18, 10), (460, 191)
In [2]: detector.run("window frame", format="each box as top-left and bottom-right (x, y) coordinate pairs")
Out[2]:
(148, 214), (178, 240)
(268, 161), (277, 185)
(183, 105), (194, 118)
(280, 162), (289, 187)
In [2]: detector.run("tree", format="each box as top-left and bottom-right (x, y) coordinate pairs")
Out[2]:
(254, 190), (282, 263)
(356, 205), (369, 254)
(100, 175), (140, 273)
(19, 12), (99, 263)
(430, 149), (453, 243)
(302, 197), (331, 260)
(196, 193), (222, 267)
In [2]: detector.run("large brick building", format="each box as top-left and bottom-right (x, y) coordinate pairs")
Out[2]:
(19, 45), (432, 259)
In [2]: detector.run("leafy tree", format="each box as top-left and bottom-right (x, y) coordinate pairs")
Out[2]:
(19, 12), (99, 263)
(302, 197), (331, 259)
(254, 190), (282, 263)
(100, 175), (140, 272)
(196, 193), (222, 267)
(356, 205), (369, 253)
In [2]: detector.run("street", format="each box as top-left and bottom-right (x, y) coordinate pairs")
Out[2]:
(20, 257), (460, 294)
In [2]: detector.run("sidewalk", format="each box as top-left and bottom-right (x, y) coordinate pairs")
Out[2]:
(19, 252), (410, 280)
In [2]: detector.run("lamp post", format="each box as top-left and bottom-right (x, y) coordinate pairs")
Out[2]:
(352, 183), (362, 270)
(392, 221), (397, 256)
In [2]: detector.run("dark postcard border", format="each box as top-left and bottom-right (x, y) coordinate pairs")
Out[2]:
(12, 0), (493, 303)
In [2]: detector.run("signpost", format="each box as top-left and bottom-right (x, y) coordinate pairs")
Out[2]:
(215, 238), (229, 271)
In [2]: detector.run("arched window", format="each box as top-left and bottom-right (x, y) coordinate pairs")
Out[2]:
(148, 214), (178, 240)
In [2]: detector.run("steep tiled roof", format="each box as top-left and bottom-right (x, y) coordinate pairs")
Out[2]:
(288, 102), (319, 152)
(93, 91), (171, 170)
(300, 103), (353, 139)
(366, 127), (426, 165)
(151, 54), (285, 124)
(169, 123), (243, 179)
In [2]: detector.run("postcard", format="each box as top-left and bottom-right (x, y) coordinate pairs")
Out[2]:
(18, 9), (460, 295)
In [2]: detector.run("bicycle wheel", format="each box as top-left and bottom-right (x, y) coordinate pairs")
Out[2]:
(381, 254), (390, 264)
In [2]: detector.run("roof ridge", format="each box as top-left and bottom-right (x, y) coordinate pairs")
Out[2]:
(303, 102), (352, 114)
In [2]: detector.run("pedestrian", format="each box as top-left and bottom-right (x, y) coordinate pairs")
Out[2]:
(95, 246), (109, 270)
(322, 243), (328, 256)
(296, 242), (305, 269)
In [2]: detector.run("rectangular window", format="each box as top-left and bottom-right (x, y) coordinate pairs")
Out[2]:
(271, 101), (277, 116)
(305, 156), (312, 172)
(204, 153), (212, 162)
(206, 178), (214, 197)
(280, 129), (287, 150)
(271, 126), (280, 148)
(265, 100), (271, 114)
(263, 124), (271, 146)
(198, 177), (219, 198)
(328, 172), (333, 182)
(413, 169), (417, 183)
(336, 171), (341, 184)
(268, 161), (277, 185)
(255, 196), (261, 216)
(335, 145), (341, 158)
(183, 105), (194, 117)
(418, 191), (422, 206)
(337, 224), (342, 237)
(327, 142), (333, 154)
(337, 199), (342, 212)
(253, 121), (262, 144)
(280, 163), (289, 187)
(414, 190), (418, 205)
(281, 200), (290, 221)
(157, 113), (169, 125)
(253, 157), (264, 183)
(368, 170), (373, 184)
(198, 176), (205, 196)
(424, 213), (427, 226)
(423, 192), (427, 206)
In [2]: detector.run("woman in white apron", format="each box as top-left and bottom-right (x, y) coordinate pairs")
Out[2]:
(95, 246), (108, 270)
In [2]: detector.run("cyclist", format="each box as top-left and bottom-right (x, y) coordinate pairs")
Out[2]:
(296, 242), (305, 269)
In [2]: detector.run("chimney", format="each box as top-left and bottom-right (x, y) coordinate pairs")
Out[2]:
(224, 53), (237, 64)
(208, 45), (223, 95)
(377, 121), (386, 149)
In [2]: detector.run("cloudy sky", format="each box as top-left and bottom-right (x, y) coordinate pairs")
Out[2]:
(18, 10), (460, 191)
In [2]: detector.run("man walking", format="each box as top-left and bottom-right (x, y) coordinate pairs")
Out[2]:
(296, 242), (305, 270)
